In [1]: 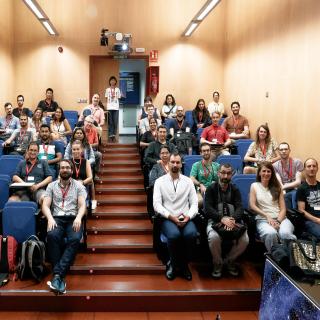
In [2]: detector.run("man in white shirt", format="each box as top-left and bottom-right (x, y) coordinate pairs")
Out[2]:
(208, 91), (225, 116)
(153, 152), (198, 281)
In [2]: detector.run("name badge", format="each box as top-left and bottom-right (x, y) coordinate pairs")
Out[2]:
(41, 155), (47, 160)
(27, 176), (35, 182)
(314, 206), (320, 211)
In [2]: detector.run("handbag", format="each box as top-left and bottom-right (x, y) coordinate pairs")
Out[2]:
(212, 222), (247, 241)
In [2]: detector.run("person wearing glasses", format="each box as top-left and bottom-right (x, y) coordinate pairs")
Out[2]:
(273, 142), (303, 209)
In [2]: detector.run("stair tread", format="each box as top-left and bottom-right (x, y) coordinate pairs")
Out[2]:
(96, 184), (144, 190)
(87, 219), (151, 230)
(96, 194), (146, 202)
(94, 205), (147, 213)
(87, 234), (153, 246)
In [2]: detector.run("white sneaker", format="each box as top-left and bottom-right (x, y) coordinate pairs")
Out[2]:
(91, 200), (97, 210)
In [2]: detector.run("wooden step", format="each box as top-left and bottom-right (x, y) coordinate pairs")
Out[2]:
(99, 168), (142, 177)
(87, 234), (153, 253)
(102, 143), (137, 149)
(102, 160), (140, 167)
(87, 219), (152, 235)
(93, 204), (147, 217)
(96, 185), (145, 195)
(96, 194), (146, 206)
(97, 176), (144, 185)
(103, 153), (140, 160)
(70, 252), (164, 275)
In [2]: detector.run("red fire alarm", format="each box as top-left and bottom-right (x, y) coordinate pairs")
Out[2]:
(149, 50), (158, 62)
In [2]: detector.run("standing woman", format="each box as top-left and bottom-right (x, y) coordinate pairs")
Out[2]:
(105, 76), (121, 142)
(191, 99), (211, 134)
(244, 124), (280, 174)
(161, 94), (177, 121)
(249, 162), (296, 252)
(50, 107), (72, 145)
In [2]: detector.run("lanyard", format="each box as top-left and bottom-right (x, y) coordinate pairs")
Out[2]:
(111, 87), (115, 98)
(260, 143), (266, 156)
(19, 129), (27, 143)
(42, 143), (49, 154)
(5, 117), (13, 129)
(198, 112), (203, 123)
(25, 160), (37, 177)
(161, 161), (169, 173)
(55, 121), (62, 132)
(73, 158), (82, 179)
(281, 158), (293, 181)
(232, 116), (239, 131)
(177, 119), (184, 130)
(211, 125), (220, 138)
(202, 160), (212, 178)
(60, 181), (71, 208)
(172, 179), (179, 193)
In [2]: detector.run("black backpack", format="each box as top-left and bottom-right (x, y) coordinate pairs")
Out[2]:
(174, 132), (192, 155)
(18, 235), (46, 282)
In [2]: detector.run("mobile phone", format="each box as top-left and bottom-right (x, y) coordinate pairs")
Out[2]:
(178, 215), (184, 221)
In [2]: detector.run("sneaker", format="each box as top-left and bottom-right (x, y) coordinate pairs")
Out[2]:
(48, 274), (61, 293)
(226, 262), (239, 277)
(211, 264), (222, 279)
(59, 278), (67, 294)
(94, 175), (100, 181)
(91, 200), (97, 210)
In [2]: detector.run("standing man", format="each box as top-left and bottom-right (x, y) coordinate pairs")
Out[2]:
(13, 95), (32, 118)
(297, 158), (320, 240)
(205, 163), (249, 278)
(200, 111), (232, 160)
(153, 153), (198, 280)
(0, 102), (20, 141)
(4, 113), (36, 155)
(207, 91), (225, 116)
(37, 88), (59, 117)
(42, 159), (87, 294)
(273, 142), (303, 209)
(222, 101), (250, 140)
(190, 142), (219, 207)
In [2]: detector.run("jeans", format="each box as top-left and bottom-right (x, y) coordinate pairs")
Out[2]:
(304, 220), (320, 240)
(108, 110), (119, 137)
(161, 219), (198, 269)
(284, 190), (296, 210)
(47, 216), (83, 277)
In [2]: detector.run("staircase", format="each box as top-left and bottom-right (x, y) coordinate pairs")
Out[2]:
(0, 142), (261, 312)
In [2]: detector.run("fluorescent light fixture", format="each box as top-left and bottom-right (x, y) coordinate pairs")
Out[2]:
(23, 0), (46, 19)
(197, 0), (220, 21)
(22, 0), (59, 36)
(184, 23), (199, 37)
(42, 21), (56, 36)
(182, 0), (221, 37)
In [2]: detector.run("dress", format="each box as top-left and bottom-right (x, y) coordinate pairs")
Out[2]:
(51, 120), (68, 145)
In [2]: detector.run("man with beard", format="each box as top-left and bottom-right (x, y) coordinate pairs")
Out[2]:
(13, 95), (32, 118)
(0, 102), (20, 141)
(204, 163), (249, 279)
(153, 152), (198, 281)
(221, 101), (250, 140)
(190, 142), (220, 208)
(3, 113), (36, 155)
(42, 159), (87, 294)
(37, 124), (63, 178)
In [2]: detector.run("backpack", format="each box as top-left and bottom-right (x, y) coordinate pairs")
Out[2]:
(18, 235), (46, 282)
(174, 132), (192, 155)
(0, 235), (18, 286)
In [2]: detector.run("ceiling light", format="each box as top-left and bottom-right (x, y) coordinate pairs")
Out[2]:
(42, 21), (56, 36)
(197, 0), (220, 21)
(184, 23), (199, 37)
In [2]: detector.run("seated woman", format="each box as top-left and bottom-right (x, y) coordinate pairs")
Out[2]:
(140, 118), (158, 150)
(50, 107), (72, 145)
(64, 127), (95, 167)
(149, 145), (170, 187)
(191, 99), (211, 135)
(70, 140), (96, 209)
(244, 124), (280, 174)
(249, 162), (296, 252)
(29, 108), (46, 138)
(161, 94), (177, 121)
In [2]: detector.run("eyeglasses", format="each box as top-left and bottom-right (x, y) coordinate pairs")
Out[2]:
(279, 148), (289, 151)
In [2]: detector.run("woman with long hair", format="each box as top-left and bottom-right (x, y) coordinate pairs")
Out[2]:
(191, 99), (211, 134)
(148, 145), (170, 187)
(161, 94), (177, 120)
(50, 107), (72, 145)
(249, 162), (296, 252)
(29, 107), (46, 137)
(244, 124), (280, 174)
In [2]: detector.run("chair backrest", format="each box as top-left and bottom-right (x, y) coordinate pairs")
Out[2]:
(164, 118), (174, 131)
(2, 206), (36, 243)
(54, 140), (65, 157)
(231, 174), (257, 210)
(217, 155), (243, 173)
(64, 110), (79, 121)
(196, 128), (204, 144)
(4, 201), (38, 211)
(185, 111), (194, 129)
(183, 155), (202, 176)
(0, 177), (10, 210)
(68, 118), (78, 130)
(0, 140), (3, 157)
(236, 140), (253, 160)
(0, 155), (24, 177)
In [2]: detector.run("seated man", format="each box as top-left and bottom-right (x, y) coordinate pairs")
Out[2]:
(0, 102), (20, 141)
(3, 113), (36, 155)
(273, 142), (303, 209)
(10, 142), (53, 205)
(190, 142), (219, 208)
(297, 158), (320, 240)
(37, 124), (63, 178)
(221, 101), (250, 140)
(169, 106), (191, 137)
(42, 159), (87, 294)
(200, 111), (231, 161)
(139, 104), (161, 135)
(13, 95), (32, 118)
(144, 125), (177, 169)
(153, 152), (198, 281)
(37, 88), (59, 117)
(204, 163), (249, 278)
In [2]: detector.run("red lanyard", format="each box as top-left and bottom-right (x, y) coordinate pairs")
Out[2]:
(111, 87), (115, 98)
(232, 116), (239, 131)
(42, 143), (49, 154)
(281, 158), (293, 180)
(177, 119), (184, 130)
(202, 160), (211, 178)
(25, 160), (37, 177)
(19, 129), (27, 143)
(73, 159), (82, 179)
(198, 112), (203, 123)
(211, 125), (220, 138)
(260, 143), (266, 156)
(161, 161), (168, 173)
(60, 181), (71, 208)
(5, 117), (13, 129)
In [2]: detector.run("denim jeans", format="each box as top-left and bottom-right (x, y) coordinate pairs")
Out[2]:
(304, 220), (320, 240)
(108, 110), (119, 137)
(161, 219), (198, 269)
(47, 216), (83, 277)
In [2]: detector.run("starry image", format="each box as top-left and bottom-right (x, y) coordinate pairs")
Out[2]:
(259, 259), (320, 320)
